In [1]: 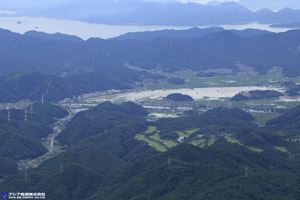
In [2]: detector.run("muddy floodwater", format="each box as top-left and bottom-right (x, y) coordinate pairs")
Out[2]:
(86, 86), (284, 103)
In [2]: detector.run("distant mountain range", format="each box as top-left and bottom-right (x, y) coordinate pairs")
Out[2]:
(8, 1), (300, 26)
(239, 0), (300, 11)
(1, 0), (300, 12)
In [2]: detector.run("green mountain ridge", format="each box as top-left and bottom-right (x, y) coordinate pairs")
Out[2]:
(267, 104), (300, 129)
(1, 27), (300, 103)
(0, 103), (69, 177)
(2, 103), (300, 199)
(89, 143), (300, 200)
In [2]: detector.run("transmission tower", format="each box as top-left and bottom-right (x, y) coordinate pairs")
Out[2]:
(41, 93), (44, 105)
(24, 109), (28, 122)
(245, 165), (248, 178)
(168, 156), (171, 170)
(7, 108), (11, 122)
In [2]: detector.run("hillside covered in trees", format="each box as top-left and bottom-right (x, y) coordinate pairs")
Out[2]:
(1, 27), (300, 103)
(166, 93), (194, 102)
(0, 103), (68, 177)
(2, 103), (300, 199)
(231, 90), (284, 101)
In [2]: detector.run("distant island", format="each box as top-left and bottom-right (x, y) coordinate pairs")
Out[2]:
(166, 93), (194, 102)
(231, 90), (284, 101)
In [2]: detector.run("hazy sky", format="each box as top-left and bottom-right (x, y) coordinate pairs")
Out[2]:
(0, 0), (299, 11)
(144, 0), (237, 3)
(0, 0), (234, 10)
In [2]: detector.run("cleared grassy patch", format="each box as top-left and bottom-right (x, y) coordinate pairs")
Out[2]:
(144, 126), (157, 134)
(177, 131), (189, 138)
(247, 147), (263, 153)
(225, 136), (242, 145)
(185, 128), (200, 135)
(176, 129), (199, 138)
(150, 133), (177, 148)
(208, 138), (217, 146)
(275, 146), (288, 153)
(135, 134), (167, 152)
(191, 139), (206, 148)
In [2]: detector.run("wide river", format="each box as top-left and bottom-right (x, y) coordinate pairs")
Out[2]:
(0, 16), (294, 39)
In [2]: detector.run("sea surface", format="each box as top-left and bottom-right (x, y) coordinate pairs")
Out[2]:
(0, 16), (294, 40)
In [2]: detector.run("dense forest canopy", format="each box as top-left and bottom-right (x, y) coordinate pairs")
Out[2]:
(231, 90), (284, 101)
(0, 103), (68, 176)
(0, 27), (300, 102)
(1, 101), (300, 199)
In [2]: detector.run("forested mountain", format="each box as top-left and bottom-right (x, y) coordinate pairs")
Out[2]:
(203, 108), (255, 121)
(231, 90), (284, 101)
(0, 102), (157, 199)
(0, 28), (298, 75)
(0, 103), (68, 176)
(89, 144), (300, 200)
(0, 72), (133, 102)
(166, 93), (194, 102)
(0, 122), (47, 160)
(3, 143), (300, 200)
(152, 109), (294, 154)
(0, 27), (300, 102)
(57, 101), (148, 147)
(1, 0), (300, 198)
(2, 102), (300, 199)
(2, 27), (300, 77)
(0, 156), (18, 177)
(25, 102), (69, 125)
(24, 31), (83, 43)
(267, 104), (300, 129)
(114, 27), (269, 40)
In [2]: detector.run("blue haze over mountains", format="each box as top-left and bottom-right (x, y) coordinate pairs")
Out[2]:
(1, 0), (300, 26)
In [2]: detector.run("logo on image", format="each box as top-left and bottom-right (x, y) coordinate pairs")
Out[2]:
(1, 193), (8, 200)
